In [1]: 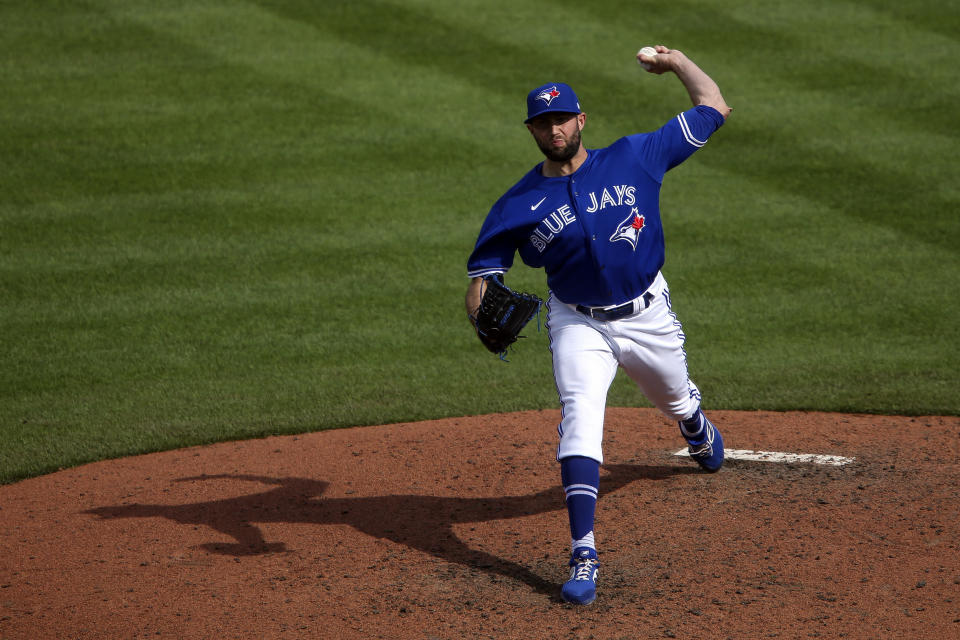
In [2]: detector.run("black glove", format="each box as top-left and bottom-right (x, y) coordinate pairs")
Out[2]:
(470, 275), (542, 358)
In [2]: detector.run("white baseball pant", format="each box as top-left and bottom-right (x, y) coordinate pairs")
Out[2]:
(547, 272), (702, 463)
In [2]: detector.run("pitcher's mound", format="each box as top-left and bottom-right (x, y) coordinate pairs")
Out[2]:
(1, 409), (958, 638)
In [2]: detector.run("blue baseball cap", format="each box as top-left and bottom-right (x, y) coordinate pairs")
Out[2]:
(525, 82), (581, 123)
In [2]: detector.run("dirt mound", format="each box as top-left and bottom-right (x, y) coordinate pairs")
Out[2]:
(2, 409), (958, 638)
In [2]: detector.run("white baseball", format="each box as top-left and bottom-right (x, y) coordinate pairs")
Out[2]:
(637, 46), (657, 70)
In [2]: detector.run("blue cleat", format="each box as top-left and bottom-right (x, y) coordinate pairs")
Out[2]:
(561, 548), (599, 605)
(682, 415), (724, 472)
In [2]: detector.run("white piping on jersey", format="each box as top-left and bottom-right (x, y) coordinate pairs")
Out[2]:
(467, 268), (505, 278)
(677, 112), (707, 148)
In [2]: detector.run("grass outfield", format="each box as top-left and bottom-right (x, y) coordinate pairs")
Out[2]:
(2, 0), (958, 483)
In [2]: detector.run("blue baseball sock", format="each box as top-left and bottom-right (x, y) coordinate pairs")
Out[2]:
(560, 456), (600, 554)
(680, 408), (707, 443)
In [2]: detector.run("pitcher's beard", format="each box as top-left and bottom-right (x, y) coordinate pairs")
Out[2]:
(538, 128), (582, 163)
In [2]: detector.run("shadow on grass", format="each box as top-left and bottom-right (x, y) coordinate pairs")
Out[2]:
(86, 463), (697, 597)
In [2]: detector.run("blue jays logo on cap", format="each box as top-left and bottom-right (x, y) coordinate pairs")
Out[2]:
(536, 86), (562, 106)
(525, 82), (581, 123)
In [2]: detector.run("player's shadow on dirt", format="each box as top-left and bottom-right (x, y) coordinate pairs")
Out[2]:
(86, 463), (697, 597)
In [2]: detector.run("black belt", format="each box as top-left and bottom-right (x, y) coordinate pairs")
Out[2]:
(576, 292), (655, 321)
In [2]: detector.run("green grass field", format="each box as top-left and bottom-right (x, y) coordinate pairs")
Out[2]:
(2, 0), (958, 483)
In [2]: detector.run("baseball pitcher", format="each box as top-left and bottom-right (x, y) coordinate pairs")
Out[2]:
(465, 45), (731, 605)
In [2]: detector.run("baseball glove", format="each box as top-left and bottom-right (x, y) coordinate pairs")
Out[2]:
(471, 275), (542, 358)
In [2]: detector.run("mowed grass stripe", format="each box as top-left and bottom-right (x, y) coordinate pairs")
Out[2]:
(1, 1), (510, 480)
(102, 0), (531, 145)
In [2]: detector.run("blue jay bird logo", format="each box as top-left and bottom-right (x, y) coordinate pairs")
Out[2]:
(609, 208), (646, 250)
(536, 86), (561, 105)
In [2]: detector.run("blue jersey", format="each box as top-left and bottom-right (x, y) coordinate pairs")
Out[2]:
(467, 105), (725, 307)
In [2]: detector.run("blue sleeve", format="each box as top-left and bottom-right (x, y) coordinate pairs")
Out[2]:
(628, 104), (725, 181)
(466, 201), (517, 278)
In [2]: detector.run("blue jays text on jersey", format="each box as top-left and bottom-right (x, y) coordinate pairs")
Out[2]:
(467, 105), (725, 307)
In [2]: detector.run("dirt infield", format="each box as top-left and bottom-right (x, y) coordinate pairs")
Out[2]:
(1, 409), (958, 639)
